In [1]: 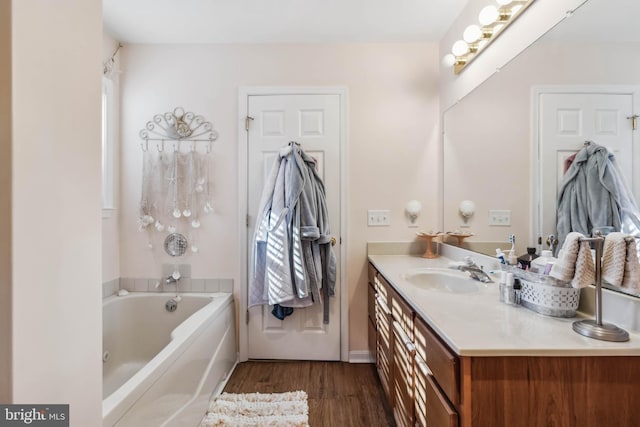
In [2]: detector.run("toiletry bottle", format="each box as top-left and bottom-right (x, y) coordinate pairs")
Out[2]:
(502, 272), (515, 304)
(530, 250), (556, 275)
(498, 271), (507, 303)
(495, 248), (506, 265)
(517, 247), (538, 270)
(512, 278), (521, 305)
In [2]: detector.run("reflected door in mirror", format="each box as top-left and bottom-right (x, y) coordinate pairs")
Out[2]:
(538, 90), (634, 247)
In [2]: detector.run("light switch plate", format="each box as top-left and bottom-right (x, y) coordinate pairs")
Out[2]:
(368, 209), (391, 226)
(488, 210), (511, 226)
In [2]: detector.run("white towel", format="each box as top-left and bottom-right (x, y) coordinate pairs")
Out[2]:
(550, 232), (582, 281)
(622, 237), (640, 290)
(572, 240), (595, 289)
(602, 232), (627, 286)
(550, 232), (595, 288)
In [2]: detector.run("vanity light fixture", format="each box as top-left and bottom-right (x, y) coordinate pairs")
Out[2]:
(443, 0), (536, 74)
(458, 200), (476, 224)
(405, 200), (422, 227)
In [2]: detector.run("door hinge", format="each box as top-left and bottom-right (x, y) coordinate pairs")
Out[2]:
(246, 214), (250, 227)
(246, 309), (250, 324)
(627, 114), (638, 130)
(245, 116), (254, 131)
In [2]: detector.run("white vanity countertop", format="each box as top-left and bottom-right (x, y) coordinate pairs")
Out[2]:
(368, 254), (640, 356)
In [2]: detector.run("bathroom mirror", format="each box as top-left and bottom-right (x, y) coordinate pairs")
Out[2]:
(442, 0), (640, 274)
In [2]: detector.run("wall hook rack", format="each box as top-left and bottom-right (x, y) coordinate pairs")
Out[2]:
(139, 107), (218, 152)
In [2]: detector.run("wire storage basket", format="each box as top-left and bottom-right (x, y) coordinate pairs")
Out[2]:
(509, 268), (580, 317)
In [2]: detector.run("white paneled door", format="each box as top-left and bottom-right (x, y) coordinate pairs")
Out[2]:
(247, 93), (342, 360)
(538, 91), (634, 245)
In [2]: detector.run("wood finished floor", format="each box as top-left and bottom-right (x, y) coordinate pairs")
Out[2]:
(223, 361), (395, 427)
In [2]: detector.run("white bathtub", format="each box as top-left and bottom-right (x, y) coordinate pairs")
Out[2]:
(102, 292), (236, 427)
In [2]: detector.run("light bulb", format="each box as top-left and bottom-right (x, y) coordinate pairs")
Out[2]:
(442, 54), (456, 67)
(451, 40), (469, 57)
(463, 25), (482, 43)
(479, 5), (499, 25)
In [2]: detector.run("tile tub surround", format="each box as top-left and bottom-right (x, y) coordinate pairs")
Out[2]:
(367, 242), (640, 356)
(102, 278), (233, 297)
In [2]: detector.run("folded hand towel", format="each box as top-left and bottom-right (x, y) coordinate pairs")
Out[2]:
(550, 232), (582, 281)
(622, 237), (640, 291)
(602, 232), (627, 286)
(572, 240), (595, 289)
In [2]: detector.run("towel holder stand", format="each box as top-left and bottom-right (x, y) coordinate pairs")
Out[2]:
(572, 234), (630, 342)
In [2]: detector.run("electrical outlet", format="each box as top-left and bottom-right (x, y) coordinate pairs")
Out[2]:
(488, 209), (511, 226)
(368, 209), (391, 226)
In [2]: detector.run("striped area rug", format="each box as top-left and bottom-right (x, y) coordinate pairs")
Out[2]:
(200, 391), (309, 427)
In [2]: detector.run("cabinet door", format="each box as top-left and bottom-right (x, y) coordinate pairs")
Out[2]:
(392, 321), (415, 427)
(390, 286), (414, 340)
(368, 282), (376, 354)
(414, 355), (429, 427)
(375, 294), (393, 404)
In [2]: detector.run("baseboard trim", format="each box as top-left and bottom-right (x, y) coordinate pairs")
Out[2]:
(348, 350), (375, 363)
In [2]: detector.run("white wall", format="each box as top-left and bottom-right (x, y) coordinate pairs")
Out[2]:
(11, 0), (103, 424)
(118, 43), (441, 352)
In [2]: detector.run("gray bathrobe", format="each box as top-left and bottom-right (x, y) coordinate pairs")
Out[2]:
(249, 142), (336, 322)
(556, 143), (622, 250)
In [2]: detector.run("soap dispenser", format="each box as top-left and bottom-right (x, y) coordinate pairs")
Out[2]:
(517, 247), (538, 270)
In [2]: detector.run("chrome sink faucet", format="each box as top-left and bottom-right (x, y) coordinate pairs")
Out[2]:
(450, 256), (494, 283)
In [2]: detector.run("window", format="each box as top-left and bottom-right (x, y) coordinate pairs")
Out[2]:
(102, 77), (115, 217)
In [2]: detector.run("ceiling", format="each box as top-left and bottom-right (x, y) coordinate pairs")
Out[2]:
(103, 0), (469, 44)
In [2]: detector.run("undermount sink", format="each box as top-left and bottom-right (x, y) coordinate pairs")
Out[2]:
(403, 268), (480, 294)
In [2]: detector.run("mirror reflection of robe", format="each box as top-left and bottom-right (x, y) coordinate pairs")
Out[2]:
(556, 143), (640, 258)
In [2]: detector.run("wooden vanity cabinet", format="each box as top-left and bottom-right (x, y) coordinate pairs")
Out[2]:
(370, 262), (459, 426)
(368, 262), (640, 427)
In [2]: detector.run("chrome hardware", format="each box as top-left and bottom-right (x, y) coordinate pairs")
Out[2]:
(165, 299), (178, 312)
(451, 256), (494, 283)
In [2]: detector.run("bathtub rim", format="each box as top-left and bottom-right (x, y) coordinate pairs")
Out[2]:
(102, 291), (234, 426)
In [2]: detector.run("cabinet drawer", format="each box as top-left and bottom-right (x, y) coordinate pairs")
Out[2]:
(390, 287), (414, 341)
(414, 316), (459, 404)
(425, 373), (458, 427)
